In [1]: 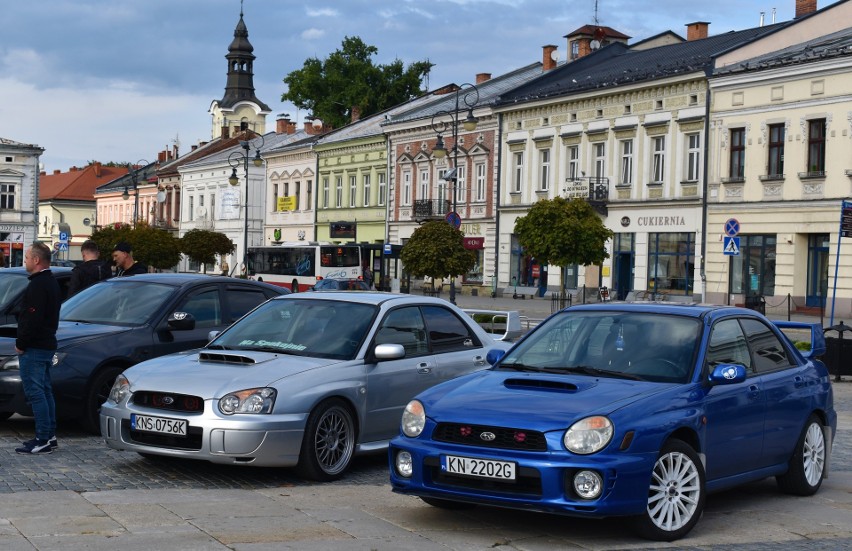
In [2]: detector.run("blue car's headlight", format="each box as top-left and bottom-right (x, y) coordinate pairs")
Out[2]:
(563, 416), (613, 454)
(0, 355), (19, 371)
(219, 388), (276, 415)
(107, 374), (131, 405)
(401, 400), (425, 437)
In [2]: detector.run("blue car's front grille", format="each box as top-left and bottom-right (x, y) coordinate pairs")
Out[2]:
(433, 423), (547, 451)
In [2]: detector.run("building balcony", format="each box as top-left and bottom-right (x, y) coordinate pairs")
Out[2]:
(413, 199), (451, 221)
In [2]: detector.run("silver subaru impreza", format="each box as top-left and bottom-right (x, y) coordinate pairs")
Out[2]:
(100, 292), (510, 480)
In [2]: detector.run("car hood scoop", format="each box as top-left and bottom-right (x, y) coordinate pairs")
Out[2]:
(503, 378), (578, 392)
(198, 351), (256, 365)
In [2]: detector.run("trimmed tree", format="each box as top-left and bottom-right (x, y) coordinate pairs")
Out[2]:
(513, 197), (614, 289)
(181, 229), (236, 274)
(90, 221), (181, 271)
(400, 221), (475, 291)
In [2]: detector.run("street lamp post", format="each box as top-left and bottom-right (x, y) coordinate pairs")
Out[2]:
(123, 159), (150, 228)
(430, 83), (480, 305)
(228, 135), (264, 276)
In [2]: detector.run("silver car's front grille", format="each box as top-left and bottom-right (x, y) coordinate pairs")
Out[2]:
(132, 391), (204, 413)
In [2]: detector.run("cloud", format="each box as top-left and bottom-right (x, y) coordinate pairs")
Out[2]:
(306, 8), (339, 17)
(301, 28), (326, 40)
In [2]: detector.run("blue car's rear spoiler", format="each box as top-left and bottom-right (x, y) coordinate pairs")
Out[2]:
(773, 321), (826, 358)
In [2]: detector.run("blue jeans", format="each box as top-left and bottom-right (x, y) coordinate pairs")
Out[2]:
(19, 348), (56, 441)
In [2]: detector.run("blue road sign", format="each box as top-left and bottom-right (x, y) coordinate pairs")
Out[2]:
(57, 242), (69, 251)
(59, 231), (69, 242)
(383, 243), (392, 255)
(723, 236), (740, 256)
(445, 211), (461, 229)
(724, 218), (740, 237)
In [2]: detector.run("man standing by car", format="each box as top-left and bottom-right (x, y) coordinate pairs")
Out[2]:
(112, 242), (148, 276)
(15, 241), (61, 454)
(68, 240), (111, 296)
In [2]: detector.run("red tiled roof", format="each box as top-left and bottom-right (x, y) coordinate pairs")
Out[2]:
(40, 163), (129, 201)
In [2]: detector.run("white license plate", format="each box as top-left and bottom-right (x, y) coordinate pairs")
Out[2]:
(442, 455), (516, 480)
(131, 413), (187, 436)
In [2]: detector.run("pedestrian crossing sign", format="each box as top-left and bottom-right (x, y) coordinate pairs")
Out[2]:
(723, 236), (740, 256)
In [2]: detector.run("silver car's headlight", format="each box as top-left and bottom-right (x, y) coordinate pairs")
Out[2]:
(219, 388), (276, 415)
(0, 355), (19, 371)
(401, 400), (425, 437)
(107, 374), (131, 405)
(563, 416), (613, 454)
(52, 352), (67, 367)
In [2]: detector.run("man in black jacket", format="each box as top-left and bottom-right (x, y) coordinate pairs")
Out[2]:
(15, 241), (61, 454)
(68, 239), (111, 296)
(112, 241), (148, 276)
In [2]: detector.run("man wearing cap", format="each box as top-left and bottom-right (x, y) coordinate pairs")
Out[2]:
(112, 242), (148, 276)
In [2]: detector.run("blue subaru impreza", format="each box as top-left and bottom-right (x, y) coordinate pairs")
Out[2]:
(389, 303), (836, 541)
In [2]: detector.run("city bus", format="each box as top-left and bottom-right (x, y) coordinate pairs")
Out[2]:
(247, 243), (362, 291)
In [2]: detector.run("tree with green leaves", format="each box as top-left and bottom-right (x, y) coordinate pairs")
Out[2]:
(181, 229), (236, 274)
(400, 221), (476, 291)
(513, 197), (614, 289)
(282, 36), (433, 129)
(90, 222), (182, 271)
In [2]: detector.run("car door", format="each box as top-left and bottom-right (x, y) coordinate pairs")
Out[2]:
(739, 317), (809, 468)
(363, 305), (436, 443)
(421, 305), (487, 382)
(701, 317), (766, 481)
(153, 285), (225, 356)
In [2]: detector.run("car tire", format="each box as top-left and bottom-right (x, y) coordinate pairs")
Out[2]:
(776, 414), (826, 496)
(420, 497), (476, 510)
(81, 366), (124, 434)
(296, 398), (356, 481)
(632, 438), (706, 542)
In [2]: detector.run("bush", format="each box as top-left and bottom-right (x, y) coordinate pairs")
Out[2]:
(794, 341), (811, 351)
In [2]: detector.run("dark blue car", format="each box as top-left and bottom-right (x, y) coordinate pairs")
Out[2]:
(0, 273), (287, 431)
(389, 303), (836, 541)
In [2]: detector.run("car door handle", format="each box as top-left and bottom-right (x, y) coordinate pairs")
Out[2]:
(474, 355), (486, 366)
(794, 376), (806, 388)
(748, 384), (760, 399)
(417, 362), (432, 374)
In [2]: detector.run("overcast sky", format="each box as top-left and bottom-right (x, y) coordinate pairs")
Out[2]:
(1, 0), (838, 172)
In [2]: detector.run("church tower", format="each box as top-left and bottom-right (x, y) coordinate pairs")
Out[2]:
(209, 5), (271, 139)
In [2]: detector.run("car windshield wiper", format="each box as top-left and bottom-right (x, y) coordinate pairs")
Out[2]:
(497, 362), (542, 372)
(542, 365), (644, 381)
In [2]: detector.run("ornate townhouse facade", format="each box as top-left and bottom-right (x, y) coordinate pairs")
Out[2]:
(384, 63), (545, 293)
(0, 137), (43, 266)
(705, 0), (852, 316)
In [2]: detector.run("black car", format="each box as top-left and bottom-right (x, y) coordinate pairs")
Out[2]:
(0, 267), (73, 325)
(0, 273), (287, 430)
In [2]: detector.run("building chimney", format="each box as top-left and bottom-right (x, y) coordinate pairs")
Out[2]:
(191, 145), (198, 152)
(70, 166), (78, 172)
(351, 106), (361, 123)
(475, 72), (491, 84)
(276, 114), (293, 134)
(542, 45), (557, 71)
(686, 22), (710, 41)
(53, 169), (61, 175)
(795, 0), (817, 18)
(94, 162), (102, 177)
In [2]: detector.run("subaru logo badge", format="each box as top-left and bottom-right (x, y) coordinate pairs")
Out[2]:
(162, 396), (174, 405)
(722, 367), (737, 380)
(480, 432), (496, 441)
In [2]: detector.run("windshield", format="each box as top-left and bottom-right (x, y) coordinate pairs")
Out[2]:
(500, 311), (701, 383)
(61, 280), (175, 326)
(209, 298), (377, 360)
(0, 273), (27, 309)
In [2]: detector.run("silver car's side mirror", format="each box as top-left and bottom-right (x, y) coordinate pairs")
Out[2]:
(374, 343), (406, 360)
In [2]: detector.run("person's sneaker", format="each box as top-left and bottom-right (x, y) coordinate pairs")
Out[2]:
(49, 436), (58, 450)
(15, 438), (53, 454)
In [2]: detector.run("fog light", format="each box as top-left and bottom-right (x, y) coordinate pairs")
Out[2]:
(395, 451), (413, 478)
(573, 470), (602, 499)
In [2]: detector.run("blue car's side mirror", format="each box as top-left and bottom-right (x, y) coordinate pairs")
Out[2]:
(486, 348), (506, 366)
(708, 363), (747, 385)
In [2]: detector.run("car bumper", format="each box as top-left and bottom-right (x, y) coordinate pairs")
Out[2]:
(0, 371), (31, 415)
(388, 436), (657, 518)
(100, 401), (308, 467)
